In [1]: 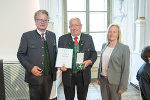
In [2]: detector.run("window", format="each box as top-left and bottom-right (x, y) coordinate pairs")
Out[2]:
(64, 0), (111, 52)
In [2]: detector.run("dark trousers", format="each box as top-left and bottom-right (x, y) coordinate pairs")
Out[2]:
(141, 91), (147, 100)
(29, 75), (53, 100)
(100, 76), (121, 100)
(63, 72), (89, 100)
(140, 86), (147, 100)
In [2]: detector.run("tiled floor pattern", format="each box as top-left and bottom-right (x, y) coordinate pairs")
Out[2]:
(57, 80), (142, 100)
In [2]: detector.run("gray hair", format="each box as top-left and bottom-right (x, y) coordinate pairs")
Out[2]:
(34, 10), (49, 20)
(69, 17), (81, 24)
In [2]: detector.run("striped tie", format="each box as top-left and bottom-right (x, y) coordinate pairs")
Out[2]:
(41, 33), (45, 40)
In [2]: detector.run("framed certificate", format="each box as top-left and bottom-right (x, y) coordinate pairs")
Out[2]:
(55, 48), (73, 68)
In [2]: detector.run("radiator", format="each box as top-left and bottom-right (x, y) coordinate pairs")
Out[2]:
(2, 61), (62, 100)
(3, 61), (29, 100)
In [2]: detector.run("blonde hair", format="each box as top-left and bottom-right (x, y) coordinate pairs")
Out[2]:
(106, 23), (122, 43)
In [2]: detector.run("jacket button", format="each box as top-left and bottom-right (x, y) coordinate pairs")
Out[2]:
(42, 62), (43, 64)
(42, 54), (44, 56)
(42, 47), (44, 48)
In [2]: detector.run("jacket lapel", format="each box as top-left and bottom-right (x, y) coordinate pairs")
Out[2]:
(101, 43), (109, 54)
(68, 34), (74, 49)
(109, 43), (119, 60)
(45, 31), (51, 44)
(79, 34), (84, 52)
(34, 30), (42, 40)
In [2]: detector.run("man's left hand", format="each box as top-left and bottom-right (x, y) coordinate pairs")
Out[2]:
(82, 60), (92, 68)
(118, 90), (124, 94)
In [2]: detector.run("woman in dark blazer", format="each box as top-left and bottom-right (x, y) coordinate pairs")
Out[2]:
(97, 24), (130, 100)
(136, 46), (150, 100)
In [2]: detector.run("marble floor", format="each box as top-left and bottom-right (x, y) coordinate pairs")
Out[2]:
(57, 80), (142, 100)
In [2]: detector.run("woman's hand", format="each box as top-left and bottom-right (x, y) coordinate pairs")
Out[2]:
(97, 80), (100, 85)
(118, 90), (124, 94)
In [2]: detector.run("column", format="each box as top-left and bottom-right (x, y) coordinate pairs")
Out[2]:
(134, 20), (146, 53)
(134, 0), (146, 53)
(138, 0), (146, 19)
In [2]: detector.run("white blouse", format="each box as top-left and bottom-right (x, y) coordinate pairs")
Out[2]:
(101, 46), (114, 76)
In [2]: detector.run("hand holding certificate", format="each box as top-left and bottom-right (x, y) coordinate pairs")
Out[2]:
(76, 53), (85, 71)
(55, 48), (73, 68)
(76, 53), (92, 71)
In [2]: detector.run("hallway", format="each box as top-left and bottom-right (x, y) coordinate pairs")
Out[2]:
(57, 79), (142, 100)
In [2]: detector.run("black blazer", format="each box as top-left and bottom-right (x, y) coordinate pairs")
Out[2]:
(137, 63), (150, 100)
(58, 33), (97, 86)
(17, 30), (57, 85)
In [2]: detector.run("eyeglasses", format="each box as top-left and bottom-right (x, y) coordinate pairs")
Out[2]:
(69, 24), (81, 27)
(36, 19), (49, 23)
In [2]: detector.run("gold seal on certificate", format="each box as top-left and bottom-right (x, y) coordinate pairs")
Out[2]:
(76, 53), (85, 71)
(55, 48), (73, 68)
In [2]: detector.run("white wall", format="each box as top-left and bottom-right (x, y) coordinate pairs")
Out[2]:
(0, 0), (39, 61)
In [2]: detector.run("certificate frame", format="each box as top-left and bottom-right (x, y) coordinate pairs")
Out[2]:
(55, 48), (73, 68)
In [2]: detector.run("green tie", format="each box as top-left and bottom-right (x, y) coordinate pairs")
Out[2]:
(72, 43), (79, 73)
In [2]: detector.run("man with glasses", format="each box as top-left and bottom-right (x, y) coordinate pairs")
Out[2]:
(58, 18), (97, 100)
(17, 10), (57, 100)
